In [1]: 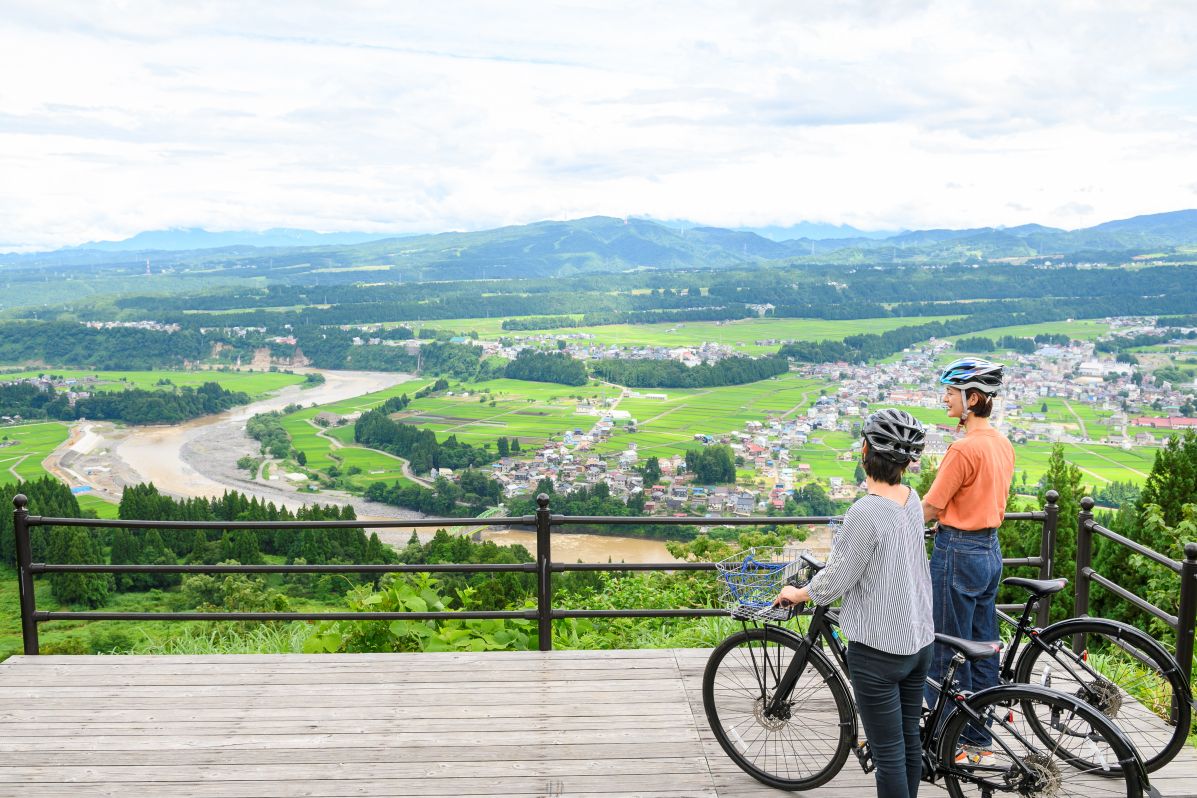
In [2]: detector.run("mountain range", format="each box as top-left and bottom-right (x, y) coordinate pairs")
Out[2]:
(4, 209), (1196, 282)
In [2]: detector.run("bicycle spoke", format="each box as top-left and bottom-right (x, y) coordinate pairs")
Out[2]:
(1015, 621), (1188, 773)
(940, 687), (1142, 798)
(703, 626), (853, 790)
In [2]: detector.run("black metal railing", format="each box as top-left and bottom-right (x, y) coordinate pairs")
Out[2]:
(1074, 495), (1197, 693)
(12, 491), (1061, 654)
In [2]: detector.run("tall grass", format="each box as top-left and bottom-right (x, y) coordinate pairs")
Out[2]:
(128, 622), (315, 655)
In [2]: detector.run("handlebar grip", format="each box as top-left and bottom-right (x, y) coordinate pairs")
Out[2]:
(800, 553), (826, 571)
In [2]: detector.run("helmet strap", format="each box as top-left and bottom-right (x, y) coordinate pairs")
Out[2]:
(958, 388), (971, 426)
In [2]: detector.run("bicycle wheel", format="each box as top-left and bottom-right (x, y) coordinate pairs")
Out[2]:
(938, 685), (1144, 798)
(702, 625), (854, 790)
(1014, 619), (1191, 772)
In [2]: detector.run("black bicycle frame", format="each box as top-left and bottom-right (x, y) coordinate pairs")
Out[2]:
(757, 604), (1100, 792)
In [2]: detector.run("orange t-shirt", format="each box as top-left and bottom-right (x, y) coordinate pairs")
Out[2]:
(924, 427), (1015, 530)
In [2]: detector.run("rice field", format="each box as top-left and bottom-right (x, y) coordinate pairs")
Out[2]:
(392, 315), (963, 354)
(0, 422), (71, 485)
(393, 379), (623, 448)
(279, 380), (436, 490)
(948, 319), (1113, 345)
(887, 402), (1162, 485)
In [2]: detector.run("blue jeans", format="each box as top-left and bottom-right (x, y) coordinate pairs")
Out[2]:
(925, 526), (1002, 746)
(848, 641), (934, 798)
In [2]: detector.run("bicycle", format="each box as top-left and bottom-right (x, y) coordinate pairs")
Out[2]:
(702, 548), (1155, 796)
(996, 575), (1193, 773)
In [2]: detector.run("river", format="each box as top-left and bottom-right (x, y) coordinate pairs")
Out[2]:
(44, 368), (682, 561)
(478, 529), (679, 563)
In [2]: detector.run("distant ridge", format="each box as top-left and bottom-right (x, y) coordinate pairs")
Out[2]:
(71, 227), (401, 252)
(4, 208), (1196, 280)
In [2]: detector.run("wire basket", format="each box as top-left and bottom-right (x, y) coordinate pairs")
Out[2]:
(716, 545), (810, 621)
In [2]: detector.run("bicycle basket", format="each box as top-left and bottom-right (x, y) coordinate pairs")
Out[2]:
(716, 545), (809, 621)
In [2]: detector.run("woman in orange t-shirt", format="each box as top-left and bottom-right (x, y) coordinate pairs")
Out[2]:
(921, 358), (1014, 764)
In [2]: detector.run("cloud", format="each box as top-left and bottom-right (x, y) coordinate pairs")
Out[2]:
(2, 1), (1197, 249)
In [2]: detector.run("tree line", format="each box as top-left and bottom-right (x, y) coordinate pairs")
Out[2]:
(503, 349), (588, 386)
(0, 381), (250, 425)
(591, 355), (788, 388)
(354, 407), (498, 475)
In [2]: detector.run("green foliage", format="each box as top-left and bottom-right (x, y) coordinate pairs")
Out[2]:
(247, 411), (293, 459)
(640, 455), (661, 486)
(0, 321), (208, 369)
(503, 349), (588, 386)
(49, 528), (110, 608)
(0, 476), (87, 568)
(355, 406), (497, 474)
(302, 573), (533, 653)
(685, 444), (736, 484)
(179, 571), (290, 613)
(591, 355), (788, 388)
(0, 381), (249, 425)
(365, 474), (500, 516)
(791, 483), (838, 516)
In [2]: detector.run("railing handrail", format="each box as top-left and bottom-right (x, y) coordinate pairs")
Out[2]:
(1073, 495), (1197, 698)
(10, 490), (1062, 655)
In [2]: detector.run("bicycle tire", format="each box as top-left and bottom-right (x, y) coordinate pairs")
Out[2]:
(702, 625), (854, 791)
(937, 684), (1145, 798)
(1013, 618), (1191, 773)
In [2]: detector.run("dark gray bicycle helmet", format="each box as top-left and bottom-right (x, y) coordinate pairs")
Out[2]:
(862, 409), (926, 464)
(938, 358), (1004, 395)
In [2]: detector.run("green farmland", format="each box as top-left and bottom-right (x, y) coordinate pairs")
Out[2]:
(394, 379), (623, 448)
(277, 379), (434, 490)
(412, 315), (964, 354)
(949, 319), (1113, 345)
(0, 422), (71, 485)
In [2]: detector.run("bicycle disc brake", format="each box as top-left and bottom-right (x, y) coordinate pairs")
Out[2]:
(753, 695), (791, 731)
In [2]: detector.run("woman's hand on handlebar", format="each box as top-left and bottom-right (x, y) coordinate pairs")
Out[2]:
(774, 584), (810, 608)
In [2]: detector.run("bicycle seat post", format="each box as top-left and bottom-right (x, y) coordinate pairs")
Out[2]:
(923, 651), (967, 749)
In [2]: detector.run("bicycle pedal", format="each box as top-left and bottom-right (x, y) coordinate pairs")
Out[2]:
(853, 740), (875, 774)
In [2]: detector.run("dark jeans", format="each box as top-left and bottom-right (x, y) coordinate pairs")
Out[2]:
(925, 526), (1002, 746)
(847, 641), (933, 798)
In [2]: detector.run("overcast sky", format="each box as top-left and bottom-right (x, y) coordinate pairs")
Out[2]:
(2, 1), (1196, 250)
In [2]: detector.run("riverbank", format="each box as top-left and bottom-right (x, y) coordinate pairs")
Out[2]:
(41, 369), (430, 546)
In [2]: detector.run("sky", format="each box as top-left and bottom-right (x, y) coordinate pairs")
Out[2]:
(2, 1), (1197, 251)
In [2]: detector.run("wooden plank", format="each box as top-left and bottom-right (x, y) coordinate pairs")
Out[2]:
(7, 774), (720, 797)
(2, 648), (1194, 798)
(0, 743), (705, 767)
(0, 727), (703, 752)
(0, 702), (686, 723)
(0, 759), (713, 782)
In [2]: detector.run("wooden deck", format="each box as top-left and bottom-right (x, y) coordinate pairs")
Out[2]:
(0, 648), (1194, 797)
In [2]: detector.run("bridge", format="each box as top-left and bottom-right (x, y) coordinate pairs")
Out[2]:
(4, 493), (1196, 796)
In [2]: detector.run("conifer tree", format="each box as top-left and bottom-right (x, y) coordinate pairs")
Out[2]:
(51, 528), (110, 608)
(108, 527), (142, 591)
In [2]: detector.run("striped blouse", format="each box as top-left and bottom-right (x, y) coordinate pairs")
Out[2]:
(808, 489), (935, 656)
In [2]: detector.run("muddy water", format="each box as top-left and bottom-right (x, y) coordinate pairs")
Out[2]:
(108, 370), (417, 501)
(478, 529), (680, 563)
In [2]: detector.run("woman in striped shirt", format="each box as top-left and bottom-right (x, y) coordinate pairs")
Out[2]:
(776, 409), (934, 798)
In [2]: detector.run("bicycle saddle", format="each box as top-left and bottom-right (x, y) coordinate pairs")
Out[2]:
(934, 633), (1002, 661)
(1002, 576), (1068, 597)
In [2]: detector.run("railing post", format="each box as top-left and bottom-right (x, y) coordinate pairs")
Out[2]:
(13, 494), (39, 655)
(1072, 496), (1095, 651)
(1175, 542), (1197, 717)
(1037, 490), (1059, 626)
(535, 493), (553, 651)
